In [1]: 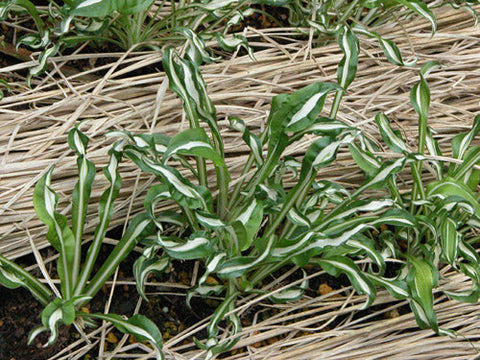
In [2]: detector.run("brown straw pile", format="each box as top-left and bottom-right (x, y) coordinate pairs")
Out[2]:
(1, 5), (480, 359)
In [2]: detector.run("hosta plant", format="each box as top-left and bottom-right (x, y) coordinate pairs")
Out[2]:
(0, 126), (164, 359)
(108, 37), (480, 357)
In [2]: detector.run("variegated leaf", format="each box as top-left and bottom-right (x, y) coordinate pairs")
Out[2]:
(316, 257), (376, 309)
(81, 312), (164, 360)
(217, 236), (275, 278)
(269, 270), (309, 303)
(337, 26), (360, 89)
(75, 149), (123, 296)
(375, 113), (408, 153)
(68, 127), (96, 284)
(366, 273), (409, 299)
(154, 232), (212, 260)
(164, 128), (225, 167)
(0, 254), (52, 305)
(440, 217), (459, 268)
(406, 257), (438, 331)
(33, 167), (75, 298)
(134, 254), (170, 300)
(427, 177), (480, 217)
(396, 0), (437, 34)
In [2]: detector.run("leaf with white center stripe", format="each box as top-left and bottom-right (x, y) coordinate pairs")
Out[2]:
(195, 210), (225, 230)
(229, 117), (264, 165)
(427, 177), (480, 217)
(69, 0), (155, 16)
(337, 26), (359, 89)
(232, 198), (263, 251)
(154, 232), (213, 260)
(267, 82), (339, 142)
(357, 157), (407, 191)
(164, 128), (225, 167)
(375, 113), (408, 154)
(217, 236), (275, 278)
(269, 270), (309, 303)
(451, 114), (480, 162)
(459, 240), (480, 264)
(134, 254), (170, 301)
(74, 148), (123, 296)
(200, 292), (241, 357)
(451, 146), (480, 190)
(68, 128), (96, 284)
(34, 296), (88, 347)
(299, 132), (358, 179)
(0, 254), (52, 306)
(273, 231), (319, 258)
(216, 33), (255, 60)
(287, 207), (311, 228)
(126, 149), (211, 210)
(315, 257), (376, 309)
(440, 217), (459, 268)
(187, 283), (225, 307)
(349, 142), (381, 176)
(33, 167), (75, 298)
(406, 256), (438, 331)
(366, 273), (409, 299)
(347, 235), (386, 274)
(186, 252), (227, 306)
(81, 312), (164, 360)
(352, 24), (409, 66)
(444, 263), (480, 303)
(315, 198), (396, 230)
(295, 118), (353, 141)
(395, 0), (437, 34)
(370, 209), (417, 228)
(176, 27), (218, 65)
(29, 43), (60, 78)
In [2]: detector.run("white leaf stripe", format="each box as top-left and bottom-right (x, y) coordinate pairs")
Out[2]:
(366, 274), (409, 298)
(46, 308), (63, 346)
(346, 239), (384, 268)
(75, 0), (102, 9)
(42, 169), (73, 297)
(376, 113), (408, 152)
(142, 156), (206, 208)
(320, 259), (372, 295)
(379, 38), (403, 65)
(441, 217), (458, 265)
(272, 231), (316, 257)
(236, 199), (258, 225)
(339, 28), (357, 88)
(287, 208), (311, 227)
(74, 153), (120, 295)
(287, 93), (325, 127)
(307, 224), (369, 252)
(320, 199), (395, 228)
(195, 212), (225, 228)
(312, 134), (357, 167)
(161, 236), (209, 253)
(217, 236), (275, 276)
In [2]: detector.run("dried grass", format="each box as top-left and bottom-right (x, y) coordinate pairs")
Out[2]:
(1, 5), (480, 360)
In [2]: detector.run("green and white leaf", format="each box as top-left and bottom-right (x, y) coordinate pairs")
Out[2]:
(134, 255), (170, 301)
(33, 167), (75, 298)
(269, 270), (309, 303)
(80, 312), (164, 360)
(316, 257), (376, 309)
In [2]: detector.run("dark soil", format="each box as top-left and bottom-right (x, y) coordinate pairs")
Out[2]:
(0, 287), (71, 360)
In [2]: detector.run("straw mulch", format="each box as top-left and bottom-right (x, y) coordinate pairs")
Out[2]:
(1, 5), (480, 359)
